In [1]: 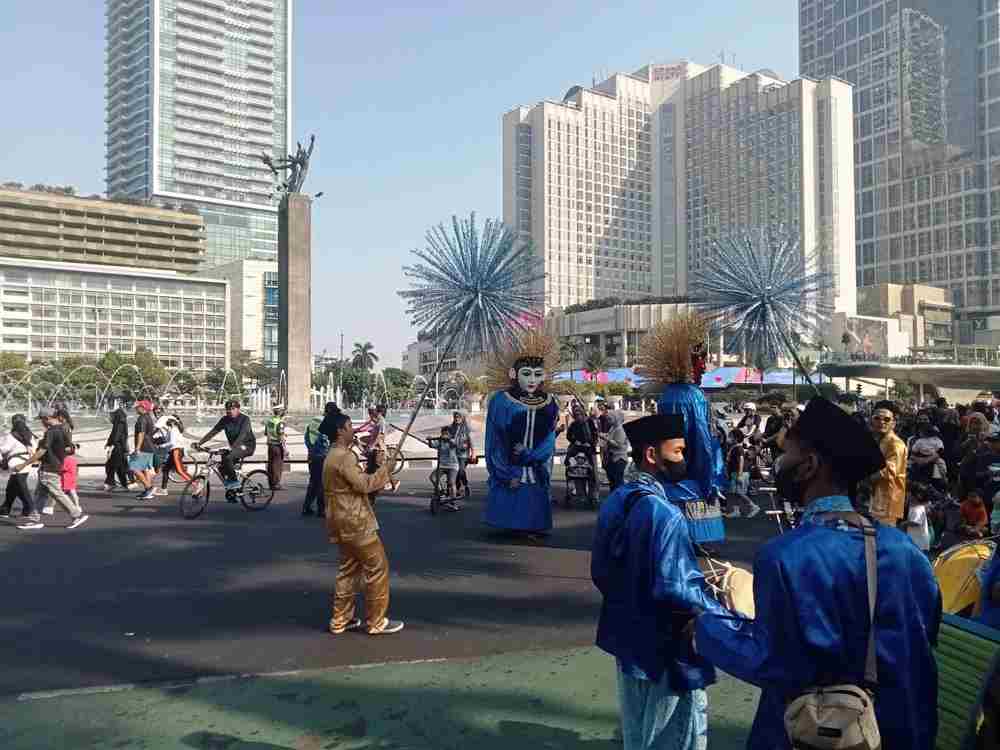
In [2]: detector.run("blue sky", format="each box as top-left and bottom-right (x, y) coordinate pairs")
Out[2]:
(0, 1), (796, 367)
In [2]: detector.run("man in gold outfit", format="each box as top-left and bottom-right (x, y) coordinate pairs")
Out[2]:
(869, 400), (907, 526)
(323, 411), (404, 635)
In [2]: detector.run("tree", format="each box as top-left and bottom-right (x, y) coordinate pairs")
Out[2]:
(0, 352), (27, 373)
(351, 341), (378, 371)
(583, 349), (609, 381)
(169, 370), (200, 397)
(133, 347), (168, 393)
(383, 367), (414, 405)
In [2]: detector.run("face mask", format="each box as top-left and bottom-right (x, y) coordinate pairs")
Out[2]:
(775, 457), (808, 506)
(660, 458), (688, 483)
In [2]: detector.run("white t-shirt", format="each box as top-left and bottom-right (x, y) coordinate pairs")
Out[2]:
(907, 504), (931, 551)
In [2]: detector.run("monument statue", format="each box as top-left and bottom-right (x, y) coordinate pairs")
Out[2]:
(261, 135), (316, 197)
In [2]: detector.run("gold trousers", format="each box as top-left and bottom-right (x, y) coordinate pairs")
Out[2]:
(332, 536), (390, 632)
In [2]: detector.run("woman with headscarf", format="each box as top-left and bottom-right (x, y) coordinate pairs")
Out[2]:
(102, 408), (130, 492)
(604, 410), (630, 491)
(0, 414), (35, 519)
(449, 410), (473, 496)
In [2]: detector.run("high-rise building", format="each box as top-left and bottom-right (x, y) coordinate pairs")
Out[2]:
(799, 1), (992, 313)
(202, 258), (279, 365)
(105, 0), (291, 267)
(502, 62), (856, 314)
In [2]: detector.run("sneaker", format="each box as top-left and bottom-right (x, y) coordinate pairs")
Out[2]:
(154, 488), (169, 496)
(368, 618), (404, 635)
(301, 507), (315, 517)
(723, 510), (742, 519)
(442, 501), (459, 512)
(42, 506), (54, 516)
(67, 514), (89, 530)
(139, 489), (155, 501)
(328, 618), (363, 635)
(0, 512), (11, 521)
(17, 521), (44, 530)
(100, 483), (113, 492)
(745, 503), (762, 519)
(224, 480), (241, 490)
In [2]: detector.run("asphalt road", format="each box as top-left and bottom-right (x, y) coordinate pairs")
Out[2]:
(0, 468), (778, 697)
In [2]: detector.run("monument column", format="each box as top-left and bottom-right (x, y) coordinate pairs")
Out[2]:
(278, 193), (312, 412)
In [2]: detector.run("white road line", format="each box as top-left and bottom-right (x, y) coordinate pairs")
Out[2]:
(13, 657), (450, 702)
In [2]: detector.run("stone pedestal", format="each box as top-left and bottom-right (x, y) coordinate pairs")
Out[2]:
(278, 194), (312, 413)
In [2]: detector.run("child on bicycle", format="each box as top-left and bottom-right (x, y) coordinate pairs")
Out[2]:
(435, 426), (460, 511)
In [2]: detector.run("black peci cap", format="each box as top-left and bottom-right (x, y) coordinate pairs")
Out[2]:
(623, 414), (685, 452)
(791, 397), (886, 484)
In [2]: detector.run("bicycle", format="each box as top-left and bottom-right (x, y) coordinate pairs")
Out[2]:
(178, 448), (274, 519)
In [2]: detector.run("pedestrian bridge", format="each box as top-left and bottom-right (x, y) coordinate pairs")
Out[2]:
(819, 361), (1000, 389)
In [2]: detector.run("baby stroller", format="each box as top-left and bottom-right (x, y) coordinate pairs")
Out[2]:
(563, 441), (597, 510)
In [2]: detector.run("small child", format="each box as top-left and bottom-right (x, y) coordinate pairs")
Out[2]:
(61, 443), (80, 512)
(960, 490), (989, 540)
(904, 488), (931, 554)
(435, 427), (460, 510)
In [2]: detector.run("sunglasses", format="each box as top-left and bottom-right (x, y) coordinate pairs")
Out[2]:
(872, 415), (894, 423)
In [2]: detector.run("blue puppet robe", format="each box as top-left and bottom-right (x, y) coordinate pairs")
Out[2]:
(977, 547), (1000, 629)
(483, 390), (559, 533)
(592, 472), (729, 750)
(695, 501), (942, 750)
(657, 384), (726, 544)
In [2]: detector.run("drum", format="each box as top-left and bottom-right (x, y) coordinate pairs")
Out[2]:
(702, 558), (756, 618)
(933, 539), (996, 616)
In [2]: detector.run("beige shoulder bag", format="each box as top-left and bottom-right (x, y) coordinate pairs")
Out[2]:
(783, 517), (881, 750)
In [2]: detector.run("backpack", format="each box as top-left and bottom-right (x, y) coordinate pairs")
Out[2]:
(783, 517), (880, 750)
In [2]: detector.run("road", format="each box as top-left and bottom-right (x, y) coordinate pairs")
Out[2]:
(0, 468), (773, 749)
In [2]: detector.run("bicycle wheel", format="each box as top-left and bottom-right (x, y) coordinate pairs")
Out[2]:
(179, 475), (211, 519)
(390, 451), (405, 476)
(168, 453), (201, 485)
(240, 469), (274, 511)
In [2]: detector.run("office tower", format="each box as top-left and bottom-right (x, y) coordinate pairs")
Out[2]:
(105, 0), (291, 365)
(502, 62), (856, 314)
(799, 1), (990, 310)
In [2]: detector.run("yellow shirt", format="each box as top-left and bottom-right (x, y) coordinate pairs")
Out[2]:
(871, 432), (907, 523)
(323, 446), (391, 545)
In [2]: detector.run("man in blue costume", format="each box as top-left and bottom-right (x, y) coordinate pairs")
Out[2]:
(592, 414), (729, 750)
(484, 350), (560, 542)
(695, 396), (942, 750)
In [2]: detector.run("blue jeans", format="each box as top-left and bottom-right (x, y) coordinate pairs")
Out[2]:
(304, 454), (326, 514)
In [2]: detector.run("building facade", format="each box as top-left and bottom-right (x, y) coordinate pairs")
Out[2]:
(799, 1), (995, 316)
(0, 187), (205, 272)
(105, 0), (291, 268)
(503, 61), (856, 314)
(0, 258), (229, 371)
(201, 258), (278, 365)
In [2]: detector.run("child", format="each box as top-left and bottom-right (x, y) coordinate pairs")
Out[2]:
(435, 427), (460, 511)
(61, 442), (81, 515)
(723, 430), (761, 520)
(904, 487), (932, 554)
(960, 490), (989, 540)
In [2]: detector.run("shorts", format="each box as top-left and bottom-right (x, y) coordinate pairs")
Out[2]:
(129, 452), (154, 472)
(729, 472), (749, 495)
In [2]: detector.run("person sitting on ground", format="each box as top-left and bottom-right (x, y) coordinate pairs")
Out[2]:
(193, 399), (256, 493)
(959, 489), (989, 540)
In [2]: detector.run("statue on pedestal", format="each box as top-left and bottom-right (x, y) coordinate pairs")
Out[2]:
(261, 135), (316, 197)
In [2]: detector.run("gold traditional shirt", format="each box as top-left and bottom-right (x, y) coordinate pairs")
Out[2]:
(323, 446), (391, 545)
(871, 431), (907, 523)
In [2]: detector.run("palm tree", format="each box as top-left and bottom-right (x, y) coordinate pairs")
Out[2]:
(583, 348), (609, 383)
(351, 341), (378, 371)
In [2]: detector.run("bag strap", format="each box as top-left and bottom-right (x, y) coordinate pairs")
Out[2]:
(858, 516), (878, 688)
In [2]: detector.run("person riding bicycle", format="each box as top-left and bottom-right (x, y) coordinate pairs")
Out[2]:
(193, 399), (256, 492)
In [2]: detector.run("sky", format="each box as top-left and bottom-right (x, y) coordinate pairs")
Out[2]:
(0, 1), (797, 368)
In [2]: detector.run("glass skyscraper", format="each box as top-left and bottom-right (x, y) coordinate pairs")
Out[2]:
(105, 0), (291, 267)
(799, 1), (995, 311)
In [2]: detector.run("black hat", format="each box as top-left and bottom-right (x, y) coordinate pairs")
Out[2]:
(791, 397), (885, 484)
(624, 414), (685, 451)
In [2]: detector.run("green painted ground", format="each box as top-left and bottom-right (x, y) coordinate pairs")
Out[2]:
(0, 648), (757, 750)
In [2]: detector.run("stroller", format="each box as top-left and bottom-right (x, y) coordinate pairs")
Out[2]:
(563, 442), (597, 510)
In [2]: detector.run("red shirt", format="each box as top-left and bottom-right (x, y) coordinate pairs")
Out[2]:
(60, 454), (78, 492)
(961, 500), (988, 528)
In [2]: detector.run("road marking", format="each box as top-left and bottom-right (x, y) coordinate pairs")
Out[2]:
(13, 657), (450, 703)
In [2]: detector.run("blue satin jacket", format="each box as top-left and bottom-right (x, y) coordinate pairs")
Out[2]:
(592, 472), (727, 690)
(695, 512), (942, 750)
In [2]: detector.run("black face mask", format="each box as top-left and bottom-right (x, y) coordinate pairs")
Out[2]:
(660, 458), (688, 483)
(775, 458), (808, 506)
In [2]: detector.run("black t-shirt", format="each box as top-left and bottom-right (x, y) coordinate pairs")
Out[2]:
(567, 420), (595, 447)
(134, 413), (156, 453)
(40, 425), (67, 474)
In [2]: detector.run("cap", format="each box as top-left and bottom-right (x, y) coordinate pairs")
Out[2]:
(623, 414), (685, 451)
(791, 397), (885, 484)
(134, 399), (154, 412)
(36, 407), (55, 419)
(743, 402), (757, 411)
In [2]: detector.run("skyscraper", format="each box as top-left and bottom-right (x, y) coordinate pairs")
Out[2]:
(799, 1), (989, 310)
(502, 62), (856, 314)
(105, 0), (291, 267)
